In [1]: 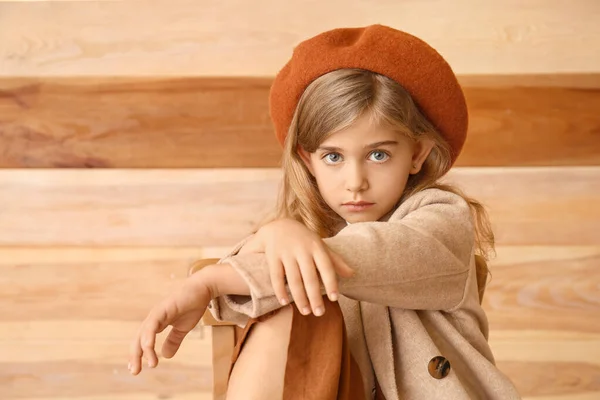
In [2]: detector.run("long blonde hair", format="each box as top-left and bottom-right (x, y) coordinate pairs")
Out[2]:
(259, 69), (494, 280)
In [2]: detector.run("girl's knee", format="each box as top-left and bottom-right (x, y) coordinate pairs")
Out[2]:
(226, 300), (346, 399)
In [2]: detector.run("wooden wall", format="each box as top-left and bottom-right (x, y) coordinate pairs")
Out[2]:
(1, 1), (599, 399)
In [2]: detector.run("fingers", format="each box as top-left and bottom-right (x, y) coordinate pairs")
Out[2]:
(129, 328), (158, 374)
(313, 246), (340, 301)
(279, 246), (353, 317)
(128, 282), (209, 376)
(162, 327), (189, 359)
(268, 255), (289, 306)
(129, 333), (144, 375)
(297, 255), (325, 316)
(282, 257), (312, 316)
(139, 318), (160, 368)
(129, 312), (164, 375)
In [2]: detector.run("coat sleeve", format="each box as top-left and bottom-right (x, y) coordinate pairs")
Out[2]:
(208, 189), (475, 323)
(324, 189), (475, 310)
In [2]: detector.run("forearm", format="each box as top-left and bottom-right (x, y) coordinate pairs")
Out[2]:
(214, 191), (475, 311)
(194, 262), (252, 298)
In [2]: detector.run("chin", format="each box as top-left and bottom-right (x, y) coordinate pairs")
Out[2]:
(345, 214), (377, 223)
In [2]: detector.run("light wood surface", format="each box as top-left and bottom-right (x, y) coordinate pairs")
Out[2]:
(1, 75), (598, 168)
(0, 167), (597, 246)
(2, 1), (598, 398)
(1, 0), (599, 76)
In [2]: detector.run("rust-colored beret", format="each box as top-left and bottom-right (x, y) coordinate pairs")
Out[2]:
(269, 24), (468, 164)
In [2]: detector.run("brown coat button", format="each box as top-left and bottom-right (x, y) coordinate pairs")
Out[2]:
(428, 356), (451, 379)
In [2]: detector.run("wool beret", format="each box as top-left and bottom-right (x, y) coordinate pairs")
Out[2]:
(269, 24), (468, 164)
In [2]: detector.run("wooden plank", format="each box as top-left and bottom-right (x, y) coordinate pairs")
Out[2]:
(492, 329), (600, 398)
(0, 320), (213, 398)
(1, 75), (599, 168)
(1, 245), (597, 328)
(1, 0), (599, 76)
(0, 77), (280, 168)
(0, 167), (598, 246)
(491, 331), (600, 366)
(0, 320), (211, 365)
(11, 395), (211, 400)
(0, 245), (598, 399)
(0, 247), (216, 399)
(440, 167), (600, 246)
(496, 359), (600, 399)
(460, 82), (600, 166)
(1, 360), (212, 399)
(0, 168), (280, 247)
(484, 245), (600, 333)
(0, 252), (207, 321)
(523, 394), (600, 400)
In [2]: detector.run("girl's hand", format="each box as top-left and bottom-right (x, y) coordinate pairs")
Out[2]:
(128, 272), (212, 375)
(255, 218), (354, 316)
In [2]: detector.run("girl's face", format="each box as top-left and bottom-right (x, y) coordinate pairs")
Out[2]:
(299, 114), (434, 224)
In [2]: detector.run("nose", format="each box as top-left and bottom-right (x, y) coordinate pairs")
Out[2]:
(345, 162), (369, 193)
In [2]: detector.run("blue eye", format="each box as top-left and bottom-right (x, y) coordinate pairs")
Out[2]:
(323, 153), (342, 164)
(370, 151), (389, 162)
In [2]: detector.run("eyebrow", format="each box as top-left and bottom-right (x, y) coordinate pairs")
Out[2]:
(317, 140), (399, 152)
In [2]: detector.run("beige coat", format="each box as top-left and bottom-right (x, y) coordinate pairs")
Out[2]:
(208, 188), (521, 399)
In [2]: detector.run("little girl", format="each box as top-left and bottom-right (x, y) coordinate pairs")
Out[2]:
(128, 24), (521, 399)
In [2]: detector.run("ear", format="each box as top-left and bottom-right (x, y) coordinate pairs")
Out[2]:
(410, 138), (435, 175)
(297, 145), (315, 176)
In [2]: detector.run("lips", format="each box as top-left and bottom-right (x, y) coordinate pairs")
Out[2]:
(342, 202), (374, 212)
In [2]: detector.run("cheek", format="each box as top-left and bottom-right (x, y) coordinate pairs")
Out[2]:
(315, 173), (335, 192)
(378, 162), (410, 181)
(313, 169), (340, 198)
(374, 167), (411, 197)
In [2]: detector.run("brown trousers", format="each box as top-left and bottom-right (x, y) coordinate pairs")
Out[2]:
(228, 297), (386, 400)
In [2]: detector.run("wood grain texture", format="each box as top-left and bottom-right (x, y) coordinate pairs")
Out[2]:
(485, 246), (600, 333)
(1, 324), (213, 399)
(3, 1), (597, 398)
(3, 246), (597, 326)
(1, 251), (203, 321)
(0, 246), (214, 399)
(460, 81), (600, 166)
(0, 245), (598, 399)
(1, 0), (599, 76)
(1, 75), (599, 168)
(0, 77), (279, 168)
(496, 359), (600, 399)
(2, 361), (210, 400)
(0, 167), (597, 246)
